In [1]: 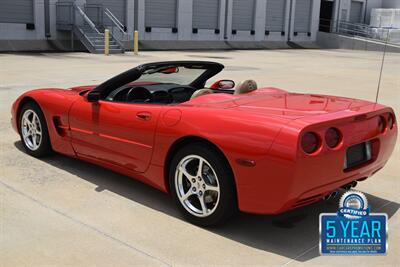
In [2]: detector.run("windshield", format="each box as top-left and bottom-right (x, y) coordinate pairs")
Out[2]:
(136, 65), (207, 85)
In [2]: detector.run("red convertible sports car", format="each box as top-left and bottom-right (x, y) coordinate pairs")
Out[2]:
(12, 61), (397, 226)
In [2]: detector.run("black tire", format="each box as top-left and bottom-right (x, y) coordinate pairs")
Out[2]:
(169, 143), (237, 226)
(19, 101), (52, 157)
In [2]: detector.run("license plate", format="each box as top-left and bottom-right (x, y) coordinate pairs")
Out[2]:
(344, 141), (372, 170)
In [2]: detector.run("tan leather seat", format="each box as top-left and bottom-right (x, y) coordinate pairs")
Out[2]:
(234, 80), (258, 95)
(190, 89), (213, 100)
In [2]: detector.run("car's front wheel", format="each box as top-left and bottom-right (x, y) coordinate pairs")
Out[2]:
(169, 143), (236, 226)
(19, 102), (52, 157)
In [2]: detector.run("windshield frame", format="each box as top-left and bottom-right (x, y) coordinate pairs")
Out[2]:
(92, 61), (224, 99)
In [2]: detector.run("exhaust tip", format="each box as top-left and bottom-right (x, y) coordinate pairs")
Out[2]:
(323, 191), (338, 201)
(341, 184), (352, 191)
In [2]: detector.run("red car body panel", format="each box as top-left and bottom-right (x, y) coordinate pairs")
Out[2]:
(11, 86), (397, 214)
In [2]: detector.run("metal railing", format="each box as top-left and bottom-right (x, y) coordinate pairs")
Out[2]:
(56, 2), (129, 52)
(319, 18), (400, 45)
(104, 8), (130, 43)
(75, 5), (102, 35)
(56, 2), (101, 34)
(81, 4), (129, 44)
(105, 8), (124, 30)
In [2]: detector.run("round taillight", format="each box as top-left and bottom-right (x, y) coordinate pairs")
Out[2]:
(388, 113), (395, 129)
(378, 116), (386, 133)
(325, 127), (342, 148)
(301, 132), (320, 154)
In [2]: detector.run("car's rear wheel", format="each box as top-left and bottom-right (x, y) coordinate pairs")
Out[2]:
(19, 102), (52, 157)
(169, 143), (236, 226)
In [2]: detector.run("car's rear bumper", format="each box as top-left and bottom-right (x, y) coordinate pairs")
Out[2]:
(279, 160), (387, 212)
(235, 158), (393, 215)
(233, 107), (397, 214)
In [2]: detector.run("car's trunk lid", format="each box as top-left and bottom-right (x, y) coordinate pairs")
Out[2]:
(226, 90), (375, 119)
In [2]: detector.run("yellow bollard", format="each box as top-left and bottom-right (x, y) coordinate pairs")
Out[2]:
(104, 29), (110, 56)
(134, 30), (139, 55)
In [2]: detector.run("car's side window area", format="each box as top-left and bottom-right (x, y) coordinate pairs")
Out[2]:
(105, 84), (198, 104)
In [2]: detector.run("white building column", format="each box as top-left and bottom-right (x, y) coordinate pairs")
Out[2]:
(310, 0), (321, 41)
(126, 0), (135, 38)
(284, 0), (291, 41)
(137, 0), (145, 37)
(225, 0), (233, 40)
(219, 0), (227, 39)
(254, 0), (267, 41)
(288, 0), (296, 41)
(34, 0), (46, 39)
(177, 0), (192, 40)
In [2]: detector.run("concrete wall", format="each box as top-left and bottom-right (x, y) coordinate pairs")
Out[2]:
(1, 0), (399, 51)
(365, 0), (383, 23)
(139, 0), (320, 42)
(382, 0), (400, 8)
(317, 30), (400, 52)
(1, 0), (320, 51)
(364, 0), (400, 23)
(333, 0), (400, 24)
(0, 0), (79, 51)
(0, 0), (46, 41)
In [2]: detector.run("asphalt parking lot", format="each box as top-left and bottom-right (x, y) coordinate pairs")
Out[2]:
(1, 49), (399, 267)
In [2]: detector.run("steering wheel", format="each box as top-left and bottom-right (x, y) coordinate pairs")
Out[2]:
(126, 87), (153, 103)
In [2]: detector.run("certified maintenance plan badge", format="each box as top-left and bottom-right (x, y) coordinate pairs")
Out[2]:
(320, 191), (388, 255)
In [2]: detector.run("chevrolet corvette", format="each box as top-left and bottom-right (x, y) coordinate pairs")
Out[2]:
(11, 61), (397, 226)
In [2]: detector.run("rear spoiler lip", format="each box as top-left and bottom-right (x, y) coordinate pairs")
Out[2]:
(294, 103), (393, 126)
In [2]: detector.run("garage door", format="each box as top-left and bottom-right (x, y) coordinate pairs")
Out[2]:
(145, 0), (177, 28)
(294, 0), (313, 33)
(265, 0), (286, 32)
(0, 0), (33, 24)
(192, 0), (220, 30)
(86, 0), (126, 25)
(232, 0), (256, 31)
(350, 1), (363, 23)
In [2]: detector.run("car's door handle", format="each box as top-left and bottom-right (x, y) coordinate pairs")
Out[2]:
(136, 112), (152, 121)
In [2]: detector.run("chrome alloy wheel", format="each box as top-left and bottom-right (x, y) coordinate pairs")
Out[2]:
(175, 155), (220, 217)
(21, 109), (42, 151)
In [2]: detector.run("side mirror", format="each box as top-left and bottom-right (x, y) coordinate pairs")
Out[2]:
(210, 80), (235, 90)
(86, 91), (101, 102)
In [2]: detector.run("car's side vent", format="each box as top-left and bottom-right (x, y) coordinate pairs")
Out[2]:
(53, 116), (67, 137)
